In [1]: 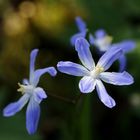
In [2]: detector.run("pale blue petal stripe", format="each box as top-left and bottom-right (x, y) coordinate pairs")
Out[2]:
(3, 94), (30, 117)
(75, 37), (95, 70)
(26, 97), (40, 135)
(112, 40), (136, 53)
(97, 46), (122, 71)
(29, 49), (39, 83)
(34, 87), (47, 103)
(100, 71), (134, 85)
(70, 32), (86, 46)
(96, 80), (116, 108)
(57, 61), (89, 76)
(118, 55), (127, 72)
(79, 76), (96, 93)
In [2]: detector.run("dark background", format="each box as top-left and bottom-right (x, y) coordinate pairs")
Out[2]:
(0, 0), (140, 140)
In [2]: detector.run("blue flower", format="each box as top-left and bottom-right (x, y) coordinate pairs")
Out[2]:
(93, 29), (113, 52)
(70, 17), (94, 46)
(93, 29), (136, 71)
(3, 49), (57, 135)
(57, 37), (134, 108)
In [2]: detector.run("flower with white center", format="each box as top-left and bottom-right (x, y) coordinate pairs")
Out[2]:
(93, 29), (136, 71)
(3, 49), (57, 135)
(70, 16), (94, 46)
(57, 37), (134, 108)
(93, 29), (113, 52)
(71, 17), (136, 72)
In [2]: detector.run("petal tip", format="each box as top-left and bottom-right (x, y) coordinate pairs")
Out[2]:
(75, 16), (82, 21)
(50, 67), (57, 77)
(3, 109), (9, 117)
(30, 49), (39, 57)
(103, 99), (116, 108)
(57, 61), (63, 67)
(32, 49), (39, 53)
(2, 104), (17, 117)
(75, 37), (89, 49)
(123, 71), (134, 85)
(27, 128), (36, 135)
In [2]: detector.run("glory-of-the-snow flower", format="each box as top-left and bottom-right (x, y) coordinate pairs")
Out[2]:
(93, 29), (136, 71)
(71, 16), (136, 72)
(57, 37), (134, 108)
(3, 49), (57, 134)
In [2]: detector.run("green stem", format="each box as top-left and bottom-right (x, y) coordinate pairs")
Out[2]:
(77, 95), (92, 140)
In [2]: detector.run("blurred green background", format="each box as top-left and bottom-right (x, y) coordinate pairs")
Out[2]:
(0, 0), (140, 140)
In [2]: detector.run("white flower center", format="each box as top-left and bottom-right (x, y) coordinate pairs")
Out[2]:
(17, 83), (35, 94)
(90, 66), (104, 79)
(95, 35), (113, 51)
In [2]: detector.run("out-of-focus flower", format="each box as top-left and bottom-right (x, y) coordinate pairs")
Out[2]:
(31, 2), (69, 34)
(19, 1), (36, 19)
(93, 29), (136, 72)
(93, 29), (113, 52)
(3, 10), (28, 37)
(130, 93), (140, 108)
(57, 38), (134, 108)
(71, 17), (136, 72)
(3, 49), (57, 135)
(70, 17), (94, 46)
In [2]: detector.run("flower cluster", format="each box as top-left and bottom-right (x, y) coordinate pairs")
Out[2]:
(3, 16), (135, 135)
(58, 37), (133, 108)
(71, 17), (136, 72)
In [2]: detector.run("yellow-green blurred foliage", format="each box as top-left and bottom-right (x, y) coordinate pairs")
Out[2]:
(0, 0), (86, 85)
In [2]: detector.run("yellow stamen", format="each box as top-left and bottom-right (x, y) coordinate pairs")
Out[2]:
(17, 83), (25, 94)
(104, 35), (113, 44)
(90, 66), (104, 78)
(95, 66), (104, 73)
